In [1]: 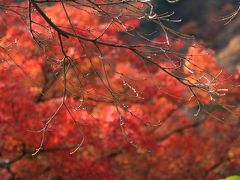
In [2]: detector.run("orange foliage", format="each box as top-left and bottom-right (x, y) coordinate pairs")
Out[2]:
(0, 1), (239, 180)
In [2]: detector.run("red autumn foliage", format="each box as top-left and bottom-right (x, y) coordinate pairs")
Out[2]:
(0, 1), (240, 180)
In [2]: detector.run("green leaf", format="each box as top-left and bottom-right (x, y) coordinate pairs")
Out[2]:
(226, 176), (240, 180)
